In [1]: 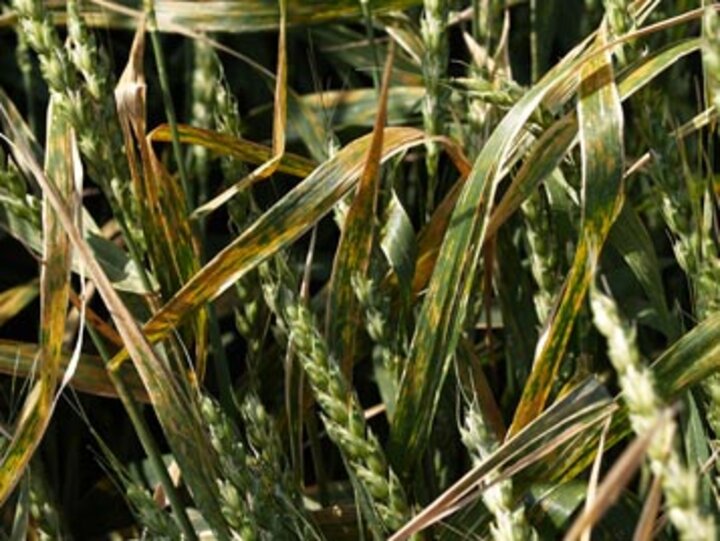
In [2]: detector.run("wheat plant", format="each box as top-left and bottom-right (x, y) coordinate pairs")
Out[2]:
(0, 1), (719, 539)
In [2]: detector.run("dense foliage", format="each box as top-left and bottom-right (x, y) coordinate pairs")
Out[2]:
(0, 0), (719, 539)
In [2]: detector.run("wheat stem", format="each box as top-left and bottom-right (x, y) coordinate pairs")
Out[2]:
(461, 401), (536, 541)
(590, 288), (715, 541)
(421, 0), (448, 215)
(275, 286), (409, 532)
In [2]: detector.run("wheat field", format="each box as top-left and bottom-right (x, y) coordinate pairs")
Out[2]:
(0, 1), (719, 539)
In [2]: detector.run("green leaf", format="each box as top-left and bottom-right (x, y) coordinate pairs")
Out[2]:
(509, 30), (624, 435)
(608, 203), (677, 339)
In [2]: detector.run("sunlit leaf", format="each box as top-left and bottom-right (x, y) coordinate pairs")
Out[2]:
(389, 34), (588, 470)
(0, 280), (38, 328)
(0, 96), (76, 503)
(509, 29), (625, 435)
(149, 124), (316, 177)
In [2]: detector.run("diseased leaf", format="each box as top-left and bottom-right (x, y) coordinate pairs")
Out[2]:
(3, 29), (231, 538)
(509, 29), (625, 435)
(0, 340), (148, 403)
(389, 32), (589, 471)
(408, 38), (701, 300)
(115, 27), (207, 377)
(517, 311), (720, 495)
(109, 127), (428, 365)
(0, 96), (76, 503)
(0, 279), (38, 328)
(326, 44), (395, 380)
(149, 124), (316, 177)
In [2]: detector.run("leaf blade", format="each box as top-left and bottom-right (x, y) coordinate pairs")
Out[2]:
(509, 30), (625, 435)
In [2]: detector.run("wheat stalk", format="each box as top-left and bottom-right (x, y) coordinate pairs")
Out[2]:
(273, 285), (409, 532)
(352, 273), (406, 380)
(461, 401), (536, 541)
(14, 0), (151, 289)
(201, 396), (259, 538)
(421, 0), (448, 215)
(521, 188), (561, 326)
(591, 288), (715, 541)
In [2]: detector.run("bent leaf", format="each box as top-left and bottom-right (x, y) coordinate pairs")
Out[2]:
(149, 124), (316, 177)
(191, 0), (287, 219)
(389, 33), (588, 471)
(508, 29), (625, 436)
(108, 127), (429, 368)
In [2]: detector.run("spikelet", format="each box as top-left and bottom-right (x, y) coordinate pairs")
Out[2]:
(591, 288), (715, 541)
(273, 284), (409, 532)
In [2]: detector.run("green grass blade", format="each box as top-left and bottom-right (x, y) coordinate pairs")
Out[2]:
(652, 313), (720, 398)
(608, 203), (677, 339)
(296, 87), (424, 130)
(509, 29), (625, 435)
(8, 474), (30, 541)
(309, 26), (422, 87)
(0, 97), (75, 504)
(0, 209), (157, 295)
